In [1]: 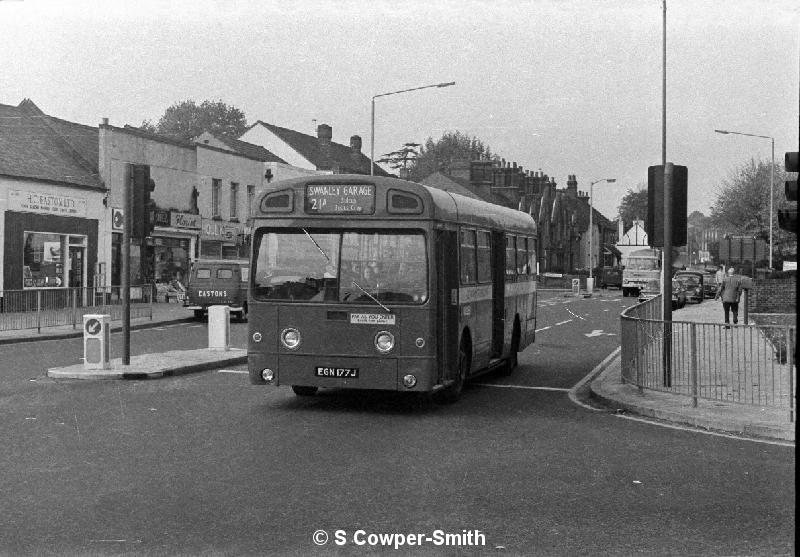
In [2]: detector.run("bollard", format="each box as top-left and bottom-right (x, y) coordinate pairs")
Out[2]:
(208, 305), (230, 351)
(83, 314), (111, 370)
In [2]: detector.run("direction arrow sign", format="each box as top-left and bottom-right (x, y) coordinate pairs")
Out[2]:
(85, 318), (101, 335)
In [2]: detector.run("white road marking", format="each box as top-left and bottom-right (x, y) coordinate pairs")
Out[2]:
(535, 326), (551, 332)
(614, 414), (794, 447)
(474, 383), (570, 392)
(566, 307), (585, 320)
(555, 319), (572, 326)
(585, 329), (616, 337)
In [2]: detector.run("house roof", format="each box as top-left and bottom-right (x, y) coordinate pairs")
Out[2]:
(420, 171), (492, 202)
(0, 99), (103, 190)
(249, 120), (390, 176)
(212, 135), (286, 163)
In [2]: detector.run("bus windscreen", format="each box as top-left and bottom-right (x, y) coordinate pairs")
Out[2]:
(252, 229), (428, 304)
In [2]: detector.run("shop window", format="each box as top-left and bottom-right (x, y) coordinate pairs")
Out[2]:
(22, 232), (85, 288)
(230, 182), (239, 219)
(212, 179), (221, 218)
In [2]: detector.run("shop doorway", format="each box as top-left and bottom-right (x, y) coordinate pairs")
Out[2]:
(68, 246), (85, 289)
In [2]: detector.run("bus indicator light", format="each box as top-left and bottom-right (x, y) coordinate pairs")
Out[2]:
(261, 368), (275, 382)
(252, 332), (263, 343)
(415, 338), (425, 348)
(403, 374), (417, 388)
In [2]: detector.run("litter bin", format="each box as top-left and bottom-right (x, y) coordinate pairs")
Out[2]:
(83, 314), (110, 370)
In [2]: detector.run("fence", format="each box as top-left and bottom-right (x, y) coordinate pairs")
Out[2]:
(621, 295), (796, 421)
(0, 286), (153, 332)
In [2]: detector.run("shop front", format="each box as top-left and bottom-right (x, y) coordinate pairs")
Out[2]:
(147, 210), (199, 287)
(2, 190), (99, 311)
(199, 218), (249, 260)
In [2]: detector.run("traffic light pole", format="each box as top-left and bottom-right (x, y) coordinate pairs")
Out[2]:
(663, 163), (673, 387)
(122, 163), (131, 365)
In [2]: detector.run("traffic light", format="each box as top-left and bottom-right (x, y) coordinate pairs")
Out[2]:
(778, 151), (798, 233)
(647, 164), (688, 247)
(131, 165), (156, 238)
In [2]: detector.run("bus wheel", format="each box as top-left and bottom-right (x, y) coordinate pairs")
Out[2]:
(193, 309), (204, 319)
(436, 337), (470, 404)
(292, 385), (318, 396)
(499, 322), (520, 376)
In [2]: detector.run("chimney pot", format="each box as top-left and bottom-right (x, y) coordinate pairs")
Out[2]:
(317, 124), (332, 142)
(101, 117), (109, 126)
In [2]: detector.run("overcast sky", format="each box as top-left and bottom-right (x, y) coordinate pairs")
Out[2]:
(1, 0), (797, 219)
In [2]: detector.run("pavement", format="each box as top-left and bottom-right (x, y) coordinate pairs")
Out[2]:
(1, 296), (795, 442)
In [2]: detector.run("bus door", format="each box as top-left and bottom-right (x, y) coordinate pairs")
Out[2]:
(437, 229), (460, 383)
(491, 231), (505, 357)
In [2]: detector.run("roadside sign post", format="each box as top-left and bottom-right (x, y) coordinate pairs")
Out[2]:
(83, 314), (110, 370)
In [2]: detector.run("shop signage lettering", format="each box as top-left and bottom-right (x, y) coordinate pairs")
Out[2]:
(171, 212), (201, 229)
(9, 190), (87, 218)
(200, 218), (245, 240)
(153, 209), (170, 226)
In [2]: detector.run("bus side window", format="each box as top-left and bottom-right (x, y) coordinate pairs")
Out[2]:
(476, 231), (491, 283)
(517, 237), (528, 276)
(505, 235), (516, 279)
(460, 229), (477, 285)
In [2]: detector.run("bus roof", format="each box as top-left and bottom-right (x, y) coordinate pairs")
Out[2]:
(253, 174), (537, 234)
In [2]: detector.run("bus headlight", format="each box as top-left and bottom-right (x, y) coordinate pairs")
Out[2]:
(261, 368), (275, 382)
(281, 328), (302, 350)
(374, 331), (395, 353)
(402, 374), (417, 388)
(252, 332), (262, 343)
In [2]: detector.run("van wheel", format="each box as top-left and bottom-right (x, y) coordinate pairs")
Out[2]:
(292, 385), (318, 396)
(436, 336), (470, 404)
(193, 310), (204, 319)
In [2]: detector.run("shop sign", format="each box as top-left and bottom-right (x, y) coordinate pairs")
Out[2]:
(152, 209), (171, 227)
(171, 211), (201, 229)
(8, 189), (87, 218)
(201, 218), (245, 241)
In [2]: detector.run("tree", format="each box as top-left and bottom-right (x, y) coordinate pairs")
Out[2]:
(377, 143), (421, 178)
(140, 99), (248, 141)
(710, 157), (795, 261)
(404, 131), (494, 182)
(617, 184), (648, 232)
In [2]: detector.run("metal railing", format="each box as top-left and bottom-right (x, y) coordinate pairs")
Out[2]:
(0, 286), (153, 332)
(621, 295), (796, 421)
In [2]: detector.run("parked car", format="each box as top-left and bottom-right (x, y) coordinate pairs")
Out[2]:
(183, 258), (250, 321)
(637, 278), (661, 304)
(702, 272), (718, 298)
(673, 271), (704, 304)
(671, 279), (687, 310)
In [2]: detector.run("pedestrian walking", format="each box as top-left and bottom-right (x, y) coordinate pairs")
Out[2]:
(715, 267), (742, 328)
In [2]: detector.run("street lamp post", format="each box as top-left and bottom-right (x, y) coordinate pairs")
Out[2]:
(714, 129), (775, 269)
(588, 178), (616, 290)
(370, 81), (455, 176)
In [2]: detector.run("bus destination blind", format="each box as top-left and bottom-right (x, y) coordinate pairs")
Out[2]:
(305, 184), (375, 214)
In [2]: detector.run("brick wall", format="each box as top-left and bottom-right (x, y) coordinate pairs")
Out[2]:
(750, 277), (796, 313)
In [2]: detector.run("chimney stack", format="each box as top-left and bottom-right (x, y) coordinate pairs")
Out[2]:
(567, 174), (578, 198)
(350, 135), (362, 153)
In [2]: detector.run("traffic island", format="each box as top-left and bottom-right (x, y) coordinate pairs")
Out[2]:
(47, 348), (247, 380)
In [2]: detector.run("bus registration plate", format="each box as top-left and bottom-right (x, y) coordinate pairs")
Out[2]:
(315, 366), (359, 378)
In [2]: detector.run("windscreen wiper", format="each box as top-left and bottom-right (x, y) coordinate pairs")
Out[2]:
(350, 280), (390, 313)
(302, 228), (330, 263)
